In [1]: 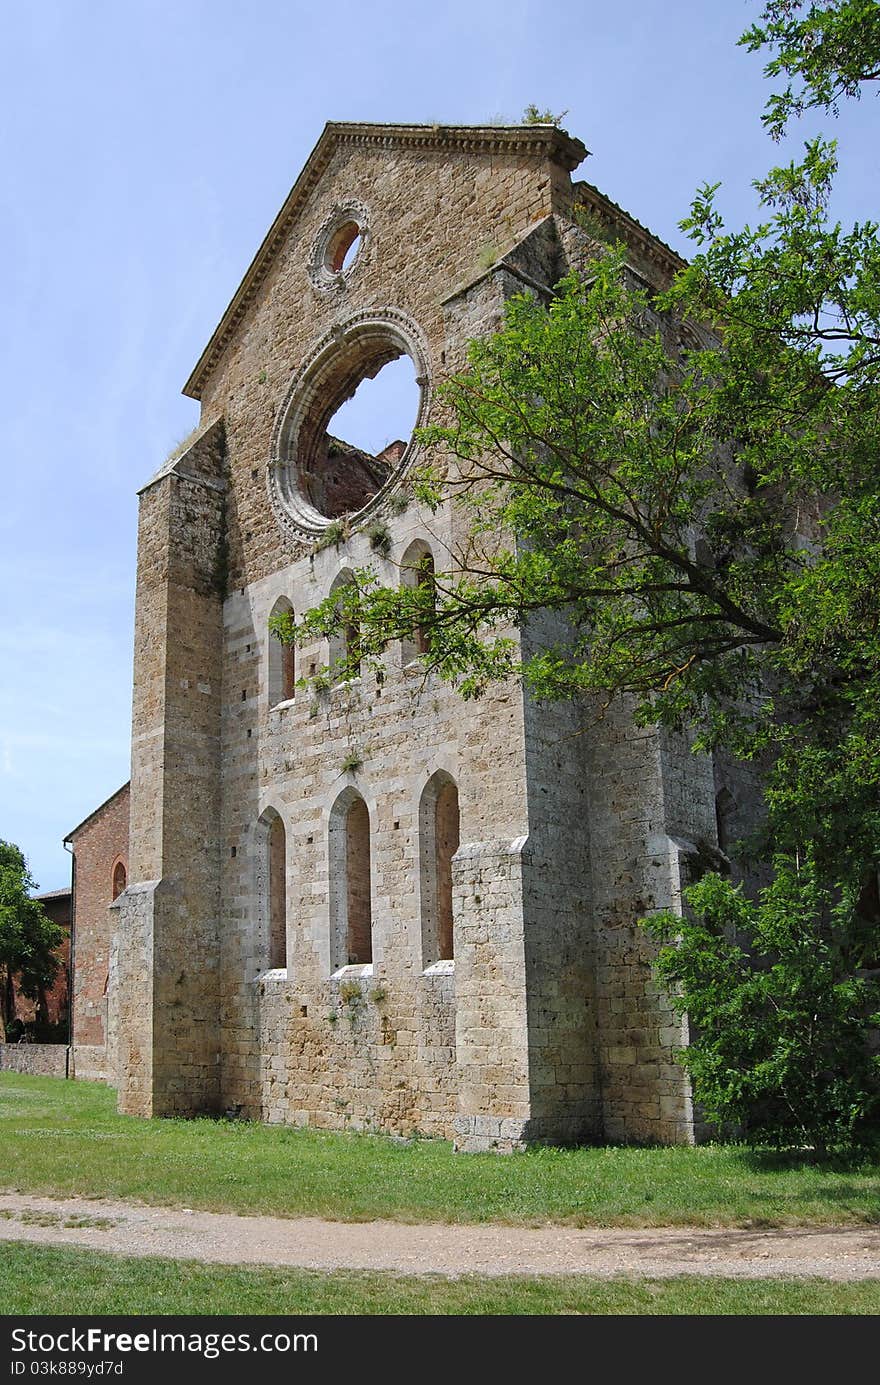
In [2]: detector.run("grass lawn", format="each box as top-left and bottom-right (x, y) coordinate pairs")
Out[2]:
(3, 1243), (879, 1314)
(2, 1073), (879, 1228)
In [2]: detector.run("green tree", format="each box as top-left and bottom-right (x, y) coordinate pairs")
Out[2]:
(741, 0), (880, 138)
(644, 862), (880, 1154)
(275, 3), (880, 1147)
(0, 841), (64, 1043)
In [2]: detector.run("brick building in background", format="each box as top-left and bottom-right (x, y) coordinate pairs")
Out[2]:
(10, 888), (71, 1036)
(65, 783), (129, 1081)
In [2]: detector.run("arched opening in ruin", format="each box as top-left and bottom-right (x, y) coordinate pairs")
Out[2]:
(111, 861), (126, 901)
(255, 807), (288, 973)
(271, 311), (429, 533)
(293, 342), (419, 521)
(329, 789), (373, 969)
(268, 812), (287, 969)
(400, 539), (436, 663)
(328, 570), (361, 679)
(268, 596), (296, 706)
(419, 771), (460, 967)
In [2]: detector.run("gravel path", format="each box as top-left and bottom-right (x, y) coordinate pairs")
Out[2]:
(1, 1193), (879, 1279)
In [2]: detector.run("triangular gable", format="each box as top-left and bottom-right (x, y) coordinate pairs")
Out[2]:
(182, 122), (587, 401)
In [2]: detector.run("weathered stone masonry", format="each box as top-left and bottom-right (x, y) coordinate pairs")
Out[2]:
(110, 122), (727, 1149)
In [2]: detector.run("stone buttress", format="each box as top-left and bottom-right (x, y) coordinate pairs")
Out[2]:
(111, 422), (226, 1116)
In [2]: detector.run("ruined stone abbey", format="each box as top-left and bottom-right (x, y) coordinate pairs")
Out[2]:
(104, 122), (734, 1151)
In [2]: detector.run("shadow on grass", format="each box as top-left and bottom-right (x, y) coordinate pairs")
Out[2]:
(737, 1143), (880, 1175)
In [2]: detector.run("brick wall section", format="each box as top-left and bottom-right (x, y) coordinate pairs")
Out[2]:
(68, 786), (129, 1081)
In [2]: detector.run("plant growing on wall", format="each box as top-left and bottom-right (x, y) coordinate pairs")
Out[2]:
(367, 522), (392, 556)
(340, 748), (364, 774)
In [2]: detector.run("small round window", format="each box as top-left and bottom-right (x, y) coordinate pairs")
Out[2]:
(309, 200), (370, 291)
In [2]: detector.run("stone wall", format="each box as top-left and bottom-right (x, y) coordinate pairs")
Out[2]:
(216, 540), (531, 1138)
(178, 127), (576, 1142)
(0, 1044), (69, 1078)
(114, 122), (728, 1147)
(113, 421), (226, 1117)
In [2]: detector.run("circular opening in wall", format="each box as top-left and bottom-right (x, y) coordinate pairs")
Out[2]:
(297, 348), (420, 520)
(327, 221), (362, 274)
(270, 311), (430, 534)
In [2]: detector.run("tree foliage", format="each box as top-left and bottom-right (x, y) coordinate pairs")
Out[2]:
(274, 2), (880, 1148)
(0, 840), (63, 1043)
(741, 0), (880, 138)
(645, 864), (880, 1153)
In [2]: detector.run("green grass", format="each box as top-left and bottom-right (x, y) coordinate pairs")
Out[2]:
(2, 1243), (878, 1315)
(2, 1074), (879, 1228)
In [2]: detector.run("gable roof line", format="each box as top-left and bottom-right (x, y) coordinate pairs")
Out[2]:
(182, 122), (588, 402)
(64, 781), (131, 845)
(573, 179), (687, 278)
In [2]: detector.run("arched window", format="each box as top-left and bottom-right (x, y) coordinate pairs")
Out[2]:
(419, 772), (460, 966)
(256, 807), (287, 971)
(328, 571), (361, 680)
(268, 596), (296, 706)
(329, 789), (372, 968)
(400, 540), (435, 663)
(111, 861), (127, 901)
(714, 786), (735, 857)
(268, 813), (287, 969)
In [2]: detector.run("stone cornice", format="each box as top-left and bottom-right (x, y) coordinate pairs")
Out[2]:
(138, 417), (227, 496)
(572, 180), (687, 281)
(182, 122), (588, 402)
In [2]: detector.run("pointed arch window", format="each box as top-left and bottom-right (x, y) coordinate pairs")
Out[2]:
(419, 772), (460, 967)
(329, 789), (372, 969)
(256, 807), (288, 971)
(268, 596), (296, 706)
(401, 540), (436, 664)
(111, 861), (126, 901)
(268, 813), (287, 969)
(328, 571), (361, 680)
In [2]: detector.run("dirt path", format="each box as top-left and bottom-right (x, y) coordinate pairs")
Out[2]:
(1, 1193), (879, 1279)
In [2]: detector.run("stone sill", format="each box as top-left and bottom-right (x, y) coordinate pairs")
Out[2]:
(422, 959), (454, 977)
(268, 697), (296, 714)
(255, 967), (288, 992)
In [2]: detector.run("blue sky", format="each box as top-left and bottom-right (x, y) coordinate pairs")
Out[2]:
(1, 1), (876, 891)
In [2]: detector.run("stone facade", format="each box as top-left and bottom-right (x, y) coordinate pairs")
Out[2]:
(110, 123), (728, 1149)
(66, 784), (130, 1081)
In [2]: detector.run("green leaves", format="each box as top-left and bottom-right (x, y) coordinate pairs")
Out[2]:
(0, 841), (63, 1042)
(740, 0), (880, 139)
(644, 858), (880, 1152)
